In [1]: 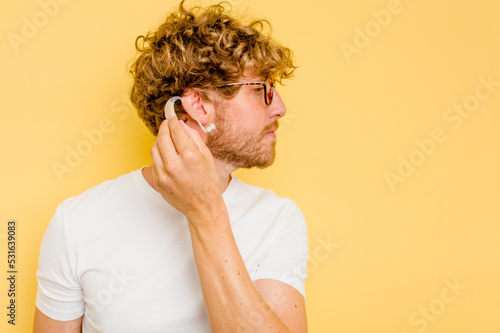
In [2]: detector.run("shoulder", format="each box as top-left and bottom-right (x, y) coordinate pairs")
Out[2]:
(229, 175), (299, 208)
(226, 176), (305, 225)
(57, 169), (142, 218)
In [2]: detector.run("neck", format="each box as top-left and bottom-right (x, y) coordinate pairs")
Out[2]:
(142, 158), (238, 194)
(213, 158), (238, 192)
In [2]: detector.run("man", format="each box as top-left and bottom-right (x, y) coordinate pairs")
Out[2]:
(34, 1), (309, 332)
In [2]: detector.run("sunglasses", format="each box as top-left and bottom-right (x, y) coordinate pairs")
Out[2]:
(221, 77), (274, 105)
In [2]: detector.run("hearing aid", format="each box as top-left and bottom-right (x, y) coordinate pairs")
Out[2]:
(164, 96), (216, 133)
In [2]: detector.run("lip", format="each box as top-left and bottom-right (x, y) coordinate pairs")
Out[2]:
(265, 131), (276, 138)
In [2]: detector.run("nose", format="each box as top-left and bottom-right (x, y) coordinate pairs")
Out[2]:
(268, 90), (287, 119)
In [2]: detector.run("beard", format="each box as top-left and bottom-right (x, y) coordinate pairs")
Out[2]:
(206, 107), (279, 169)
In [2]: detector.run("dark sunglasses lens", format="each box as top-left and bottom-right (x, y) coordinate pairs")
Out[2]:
(265, 78), (273, 105)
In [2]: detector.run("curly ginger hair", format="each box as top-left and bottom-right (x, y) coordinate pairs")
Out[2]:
(129, 0), (296, 136)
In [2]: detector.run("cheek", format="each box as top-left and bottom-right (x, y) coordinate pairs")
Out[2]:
(238, 112), (263, 131)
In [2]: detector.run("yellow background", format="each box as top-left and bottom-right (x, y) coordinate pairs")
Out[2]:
(1, 0), (499, 332)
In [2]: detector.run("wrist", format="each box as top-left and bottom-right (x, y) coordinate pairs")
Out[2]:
(185, 196), (229, 230)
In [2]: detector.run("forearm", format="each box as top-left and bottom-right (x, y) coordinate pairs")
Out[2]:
(149, 119), (294, 330)
(187, 204), (290, 332)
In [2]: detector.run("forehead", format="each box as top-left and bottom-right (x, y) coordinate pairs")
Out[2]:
(239, 69), (266, 82)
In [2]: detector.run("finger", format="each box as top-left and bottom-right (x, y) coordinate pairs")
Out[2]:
(168, 118), (196, 153)
(150, 141), (167, 188)
(156, 120), (179, 159)
(168, 118), (212, 160)
(150, 141), (166, 175)
(179, 120), (212, 156)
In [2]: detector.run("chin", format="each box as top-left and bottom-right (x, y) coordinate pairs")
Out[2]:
(209, 137), (277, 169)
(238, 151), (276, 169)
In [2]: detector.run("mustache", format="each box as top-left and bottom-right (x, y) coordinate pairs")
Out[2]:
(262, 121), (279, 134)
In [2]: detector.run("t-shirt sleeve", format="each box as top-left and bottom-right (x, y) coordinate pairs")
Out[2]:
(253, 200), (309, 299)
(35, 201), (85, 320)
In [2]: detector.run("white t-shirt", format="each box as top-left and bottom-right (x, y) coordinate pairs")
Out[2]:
(36, 168), (309, 332)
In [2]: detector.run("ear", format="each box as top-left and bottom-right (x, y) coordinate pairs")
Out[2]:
(181, 89), (215, 126)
